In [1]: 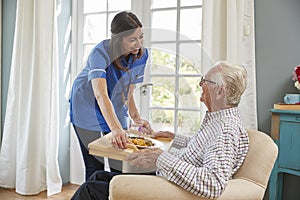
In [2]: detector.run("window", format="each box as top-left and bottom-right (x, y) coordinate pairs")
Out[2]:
(72, 0), (203, 136)
(148, 0), (202, 136)
(81, 0), (131, 61)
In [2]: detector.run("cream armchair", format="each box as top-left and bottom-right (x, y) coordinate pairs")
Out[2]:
(109, 129), (278, 200)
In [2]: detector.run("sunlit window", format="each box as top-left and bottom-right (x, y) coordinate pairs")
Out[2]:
(149, 0), (202, 135)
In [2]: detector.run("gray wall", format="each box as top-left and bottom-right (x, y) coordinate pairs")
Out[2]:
(1, 0), (300, 198)
(1, 0), (16, 128)
(255, 0), (300, 199)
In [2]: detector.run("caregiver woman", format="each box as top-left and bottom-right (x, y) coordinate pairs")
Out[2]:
(69, 11), (151, 180)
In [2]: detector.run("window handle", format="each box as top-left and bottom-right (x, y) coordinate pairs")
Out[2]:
(136, 82), (153, 96)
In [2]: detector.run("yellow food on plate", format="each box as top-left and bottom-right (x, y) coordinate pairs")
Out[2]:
(128, 136), (154, 147)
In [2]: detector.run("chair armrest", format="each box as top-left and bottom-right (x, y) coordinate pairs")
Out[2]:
(218, 178), (266, 200)
(109, 175), (265, 200)
(109, 175), (201, 200)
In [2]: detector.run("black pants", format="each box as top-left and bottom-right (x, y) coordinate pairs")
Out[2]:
(71, 170), (156, 200)
(71, 170), (119, 200)
(73, 125), (122, 180)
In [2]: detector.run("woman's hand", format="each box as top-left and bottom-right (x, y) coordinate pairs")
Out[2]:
(131, 119), (153, 135)
(151, 131), (175, 139)
(110, 129), (128, 149)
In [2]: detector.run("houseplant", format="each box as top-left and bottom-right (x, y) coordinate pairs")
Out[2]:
(292, 65), (300, 91)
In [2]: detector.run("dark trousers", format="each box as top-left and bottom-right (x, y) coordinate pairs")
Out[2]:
(71, 170), (120, 200)
(73, 125), (121, 180)
(71, 170), (156, 200)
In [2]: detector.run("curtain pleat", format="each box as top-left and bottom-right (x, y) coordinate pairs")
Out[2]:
(201, 0), (257, 129)
(0, 0), (62, 196)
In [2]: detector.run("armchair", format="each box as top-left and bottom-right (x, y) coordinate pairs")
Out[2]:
(109, 129), (278, 200)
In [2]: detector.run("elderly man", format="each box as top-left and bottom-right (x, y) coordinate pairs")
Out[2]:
(71, 60), (249, 200)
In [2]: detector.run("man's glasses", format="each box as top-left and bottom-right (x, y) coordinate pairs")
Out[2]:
(199, 76), (217, 86)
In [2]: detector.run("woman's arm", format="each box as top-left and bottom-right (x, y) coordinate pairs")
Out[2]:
(128, 84), (141, 122)
(128, 84), (152, 133)
(91, 78), (127, 149)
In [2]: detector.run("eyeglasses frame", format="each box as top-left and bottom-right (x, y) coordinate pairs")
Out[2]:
(199, 76), (217, 86)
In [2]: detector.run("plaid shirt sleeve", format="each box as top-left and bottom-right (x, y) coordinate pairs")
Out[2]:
(172, 134), (191, 149)
(156, 123), (249, 199)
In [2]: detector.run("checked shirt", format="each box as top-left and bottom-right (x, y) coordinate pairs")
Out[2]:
(156, 107), (249, 199)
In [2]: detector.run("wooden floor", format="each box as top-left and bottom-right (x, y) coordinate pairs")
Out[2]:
(0, 184), (80, 200)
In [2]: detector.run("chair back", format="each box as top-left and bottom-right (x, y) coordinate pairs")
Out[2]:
(233, 129), (278, 188)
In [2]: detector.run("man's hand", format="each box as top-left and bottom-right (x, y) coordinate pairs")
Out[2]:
(126, 148), (163, 168)
(151, 131), (175, 139)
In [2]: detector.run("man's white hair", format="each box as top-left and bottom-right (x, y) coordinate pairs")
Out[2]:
(211, 61), (247, 106)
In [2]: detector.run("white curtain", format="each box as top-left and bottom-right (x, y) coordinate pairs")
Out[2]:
(201, 0), (257, 129)
(0, 0), (62, 196)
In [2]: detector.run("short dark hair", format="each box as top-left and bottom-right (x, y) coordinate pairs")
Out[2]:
(109, 11), (144, 71)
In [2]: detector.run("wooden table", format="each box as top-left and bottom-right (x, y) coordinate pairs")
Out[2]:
(88, 131), (173, 173)
(269, 109), (300, 200)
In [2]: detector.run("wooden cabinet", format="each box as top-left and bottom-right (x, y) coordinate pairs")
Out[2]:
(269, 109), (300, 200)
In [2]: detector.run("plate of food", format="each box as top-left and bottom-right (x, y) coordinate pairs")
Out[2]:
(127, 135), (164, 149)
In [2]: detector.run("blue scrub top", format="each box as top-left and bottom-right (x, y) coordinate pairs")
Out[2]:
(69, 39), (148, 132)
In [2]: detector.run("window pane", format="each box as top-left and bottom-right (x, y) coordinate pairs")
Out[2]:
(177, 110), (200, 136)
(108, 0), (131, 11)
(84, 14), (107, 43)
(84, 0), (106, 13)
(150, 109), (175, 132)
(151, 10), (177, 41)
(151, 43), (176, 55)
(180, 8), (202, 40)
(150, 77), (175, 107)
(181, 0), (203, 7)
(151, 49), (176, 75)
(179, 42), (202, 73)
(178, 77), (201, 109)
(151, 0), (177, 8)
(179, 57), (201, 75)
